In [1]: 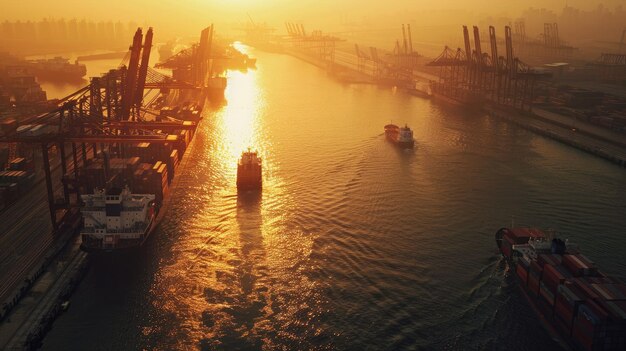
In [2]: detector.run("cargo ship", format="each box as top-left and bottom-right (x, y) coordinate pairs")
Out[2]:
(80, 187), (156, 251)
(496, 227), (626, 351)
(77, 127), (191, 252)
(384, 123), (415, 148)
(28, 57), (87, 81)
(236, 149), (262, 190)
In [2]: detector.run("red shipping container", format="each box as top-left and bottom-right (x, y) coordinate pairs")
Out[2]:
(516, 264), (528, 285)
(590, 283), (626, 301)
(538, 254), (562, 267)
(542, 264), (569, 291)
(563, 254), (598, 277)
(528, 273), (541, 297)
(536, 293), (555, 318)
(529, 260), (542, 276)
(553, 306), (574, 338)
(572, 322), (593, 351)
(573, 278), (600, 300)
(596, 299), (626, 323)
(575, 300), (609, 335)
(555, 299), (574, 335)
(540, 281), (557, 306)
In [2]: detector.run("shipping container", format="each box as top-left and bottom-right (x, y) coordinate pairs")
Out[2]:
(563, 254), (598, 277)
(528, 272), (541, 297)
(540, 281), (557, 306)
(555, 284), (586, 328)
(590, 283), (626, 301)
(542, 264), (571, 292)
(536, 292), (555, 319)
(516, 262), (529, 285)
(538, 254), (562, 267)
(571, 299), (626, 351)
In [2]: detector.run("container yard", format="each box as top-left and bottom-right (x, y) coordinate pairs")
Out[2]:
(0, 24), (213, 348)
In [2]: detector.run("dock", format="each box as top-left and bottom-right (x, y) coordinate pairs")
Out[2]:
(0, 24), (218, 350)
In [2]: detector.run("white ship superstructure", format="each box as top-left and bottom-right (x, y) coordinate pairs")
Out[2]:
(80, 187), (156, 250)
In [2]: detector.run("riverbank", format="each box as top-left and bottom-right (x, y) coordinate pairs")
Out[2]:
(284, 48), (374, 84)
(283, 46), (626, 168)
(486, 106), (626, 167)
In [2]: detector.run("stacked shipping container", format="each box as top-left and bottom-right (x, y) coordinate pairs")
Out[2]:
(499, 227), (626, 351)
(0, 158), (34, 210)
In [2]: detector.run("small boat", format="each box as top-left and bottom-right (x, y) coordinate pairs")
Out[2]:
(384, 123), (415, 148)
(237, 149), (262, 190)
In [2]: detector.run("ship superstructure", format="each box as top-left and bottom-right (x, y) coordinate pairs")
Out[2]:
(80, 187), (156, 251)
(384, 123), (415, 148)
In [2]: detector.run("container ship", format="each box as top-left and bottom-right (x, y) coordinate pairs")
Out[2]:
(236, 149), (262, 190)
(496, 227), (626, 351)
(384, 123), (415, 148)
(78, 125), (193, 252)
(28, 57), (87, 81)
(80, 187), (156, 250)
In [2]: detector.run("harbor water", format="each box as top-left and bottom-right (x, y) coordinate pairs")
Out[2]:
(41, 46), (626, 350)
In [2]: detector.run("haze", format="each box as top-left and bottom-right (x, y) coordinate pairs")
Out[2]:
(2, 0), (624, 38)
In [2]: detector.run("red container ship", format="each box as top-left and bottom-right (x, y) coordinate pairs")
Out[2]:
(496, 227), (626, 351)
(384, 123), (415, 149)
(236, 149), (262, 190)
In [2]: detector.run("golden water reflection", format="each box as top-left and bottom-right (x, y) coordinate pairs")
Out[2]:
(147, 46), (322, 350)
(219, 66), (265, 175)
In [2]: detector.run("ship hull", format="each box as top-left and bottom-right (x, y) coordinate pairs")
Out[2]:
(236, 172), (262, 190)
(385, 132), (414, 149)
(516, 276), (575, 351)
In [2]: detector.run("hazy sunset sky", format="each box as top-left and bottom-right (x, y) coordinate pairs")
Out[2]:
(2, 0), (623, 39)
(2, 0), (622, 22)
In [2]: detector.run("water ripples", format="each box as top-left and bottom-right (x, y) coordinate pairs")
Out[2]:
(41, 48), (626, 351)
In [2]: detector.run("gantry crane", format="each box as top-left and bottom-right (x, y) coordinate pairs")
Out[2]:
(0, 27), (212, 230)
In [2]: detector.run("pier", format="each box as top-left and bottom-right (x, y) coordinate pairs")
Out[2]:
(0, 25), (218, 349)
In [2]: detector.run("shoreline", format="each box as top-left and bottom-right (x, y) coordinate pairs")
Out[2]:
(280, 46), (626, 168)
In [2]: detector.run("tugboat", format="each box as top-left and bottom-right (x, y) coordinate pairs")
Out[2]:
(384, 123), (415, 148)
(237, 149), (262, 190)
